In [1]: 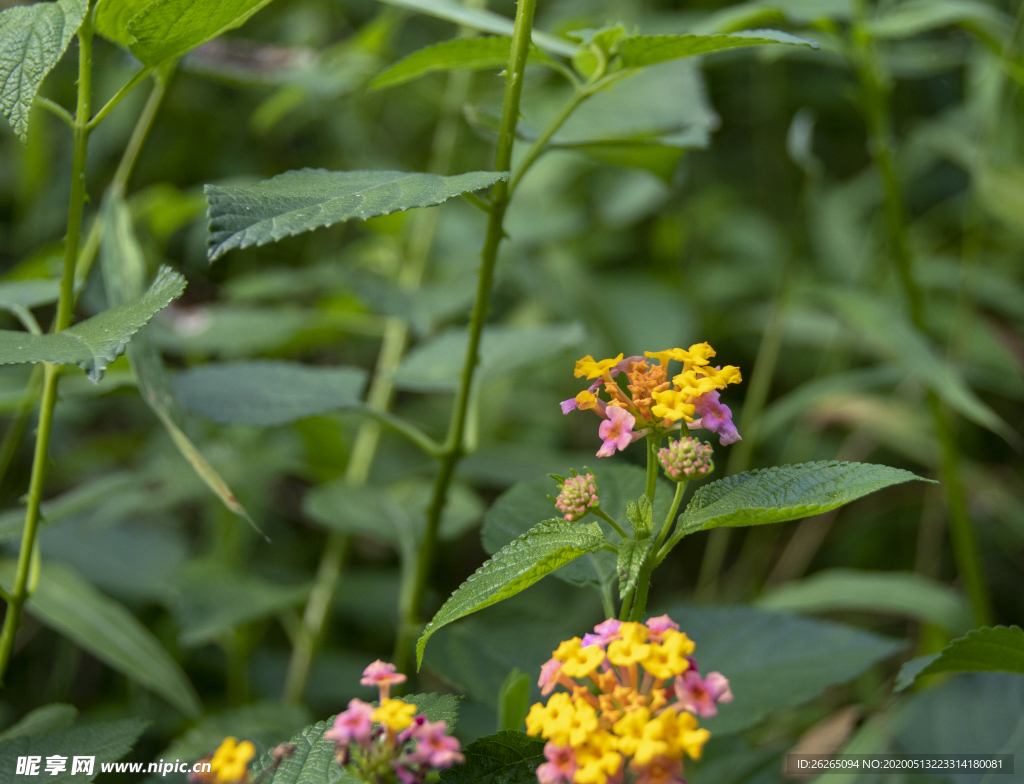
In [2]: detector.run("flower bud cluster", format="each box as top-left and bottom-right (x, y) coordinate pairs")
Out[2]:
(555, 473), (600, 521)
(325, 661), (463, 784)
(528, 617), (732, 784)
(657, 438), (714, 482)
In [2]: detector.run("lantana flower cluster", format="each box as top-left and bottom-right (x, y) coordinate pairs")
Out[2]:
(561, 345), (742, 457)
(325, 660), (464, 784)
(527, 617), (732, 784)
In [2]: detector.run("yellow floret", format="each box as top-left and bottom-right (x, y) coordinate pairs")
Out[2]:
(373, 698), (417, 732)
(611, 708), (650, 756)
(607, 623), (650, 666)
(650, 389), (696, 423)
(560, 645), (606, 679)
(657, 709), (708, 760)
(568, 698), (599, 746)
(642, 631), (695, 679)
(573, 731), (622, 784)
(210, 737), (256, 784)
(575, 354), (624, 380)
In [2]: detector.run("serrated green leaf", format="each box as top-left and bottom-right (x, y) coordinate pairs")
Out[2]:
(205, 169), (507, 261)
(674, 461), (928, 538)
(617, 29), (818, 68)
(101, 193), (255, 527)
(394, 323), (584, 392)
(0, 0), (87, 142)
(616, 537), (650, 600)
(438, 730), (545, 784)
(250, 718), (353, 784)
(373, 0), (577, 57)
(0, 560), (201, 717)
(894, 626), (1024, 693)
(626, 495), (653, 537)
(172, 561), (312, 646)
(0, 265), (185, 381)
(416, 520), (608, 668)
(404, 693), (462, 729)
(661, 603), (902, 734)
(482, 464), (672, 590)
(0, 718), (147, 784)
(497, 669), (530, 733)
(757, 569), (973, 635)
(304, 479), (482, 545)
(372, 36), (550, 90)
(127, 0), (277, 65)
(0, 704), (76, 742)
(171, 360), (367, 426)
(94, 0), (149, 48)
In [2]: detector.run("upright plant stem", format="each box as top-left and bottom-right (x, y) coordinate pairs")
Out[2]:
(0, 13), (94, 683)
(851, 8), (991, 625)
(392, 0), (539, 674)
(284, 64), (476, 700)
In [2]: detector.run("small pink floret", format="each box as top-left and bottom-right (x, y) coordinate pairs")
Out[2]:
(582, 619), (622, 649)
(597, 407), (636, 458)
(674, 670), (732, 717)
(645, 615), (679, 642)
(538, 658), (562, 695)
(536, 743), (577, 784)
(360, 659), (407, 687)
(325, 699), (374, 747)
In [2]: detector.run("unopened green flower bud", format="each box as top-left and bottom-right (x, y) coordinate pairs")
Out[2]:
(658, 437), (713, 481)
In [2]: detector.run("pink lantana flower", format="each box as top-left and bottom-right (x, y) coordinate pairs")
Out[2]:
(582, 618), (622, 649)
(538, 658), (563, 696)
(689, 390), (741, 445)
(361, 659), (407, 700)
(674, 670), (733, 717)
(644, 615), (680, 642)
(325, 699), (374, 747)
(631, 755), (684, 784)
(536, 743), (577, 784)
(404, 720), (464, 768)
(597, 407), (636, 457)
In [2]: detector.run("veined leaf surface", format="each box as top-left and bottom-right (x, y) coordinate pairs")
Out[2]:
(618, 29), (818, 68)
(0, 265), (185, 381)
(0, 0), (87, 141)
(674, 461), (927, 538)
(895, 625), (1024, 692)
(205, 169), (507, 260)
(416, 520), (607, 667)
(127, 0), (278, 65)
(438, 731), (544, 784)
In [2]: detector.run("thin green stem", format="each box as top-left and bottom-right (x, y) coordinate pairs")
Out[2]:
(353, 407), (443, 456)
(645, 435), (659, 502)
(618, 586), (635, 621)
(652, 480), (686, 561)
(110, 69), (170, 195)
(508, 88), (589, 193)
(851, 6), (991, 625)
(0, 11), (94, 683)
(33, 97), (74, 128)
(592, 507), (629, 540)
(392, 0), (540, 675)
(86, 66), (153, 131)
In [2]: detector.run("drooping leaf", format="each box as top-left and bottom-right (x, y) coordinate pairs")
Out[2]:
(127, 0), (278, 65)
(497, 669), (531, 733)
(0, 560), (201, 717)
(439, 731), (545, 784)
(616, 538), (649, 600)
(0, 0), (88, 141)
(894, 626), (1024, 692)
(617, 30), (818, 69)
(249, 718), (353, 784)
(304, 479), (483, 545)
(172, 561), (312, 646)
(373, 37), (551, 90)
(0, 265), (185, 382)
(673, 461), (928, 538)
(757, 569), (973, 635)
(372, 0), (577, 57)
(0, 718), (147, 784)
(404, 693), (462, 729)
(101, 193), (255, 527)
(205, 169), (507, 261)
(0, 704), (77, 742)
(828, 289), (1018, 443)
(661, 603), (903, 734)
(0, 279), (60, 310)
(394, 323), (585, 392)
(172, 360), (366, 426)
(416, 520), (608, 668)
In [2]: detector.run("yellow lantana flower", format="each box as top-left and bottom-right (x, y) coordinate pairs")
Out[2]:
(209, 738), (256, 784)
(373, 698), (417, 732)
(642, 630), (695, 679)
(553, 637), (606, 678)
(526, 692), (576, 744)
(657, 709), (709, 760)
(607, 623), (651, 666)
(612, 708), (650, 756)
(650, 389), (696, 423)
(573, 731), (621, 784)
(574, 354), (624, 380)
